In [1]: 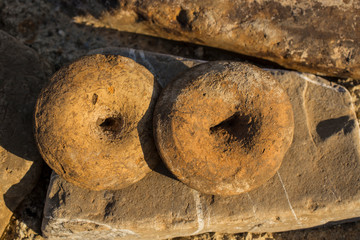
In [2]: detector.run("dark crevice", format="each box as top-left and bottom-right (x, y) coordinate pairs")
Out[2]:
(97, 116), (124, 137)
(92, 93), (98, 105)
(136, 11), (148, 22)
(98, 0), (120, 11)
(210, 112), (260, 150)
(176, 9), (192, 31)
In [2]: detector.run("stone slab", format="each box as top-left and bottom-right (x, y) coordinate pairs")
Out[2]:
(42, 48), (360, 239)
(0, 30), (50, 236)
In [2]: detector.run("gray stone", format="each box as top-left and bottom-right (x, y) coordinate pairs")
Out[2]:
(42, 48), (360, 240)
(0, 30), (50, 235)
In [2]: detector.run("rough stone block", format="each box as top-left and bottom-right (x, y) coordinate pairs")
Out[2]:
(0, 30), (50, 235)
(72, 0), (360, 79)
(42, 49), (360, 240)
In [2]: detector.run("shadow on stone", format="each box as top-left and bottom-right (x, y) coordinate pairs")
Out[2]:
(316, 115), (355, 141)
(2, 165), (52, 238)
(133, 51), (191, 181)
(3, 162), (43, 212)
(0, 30), (49, 236)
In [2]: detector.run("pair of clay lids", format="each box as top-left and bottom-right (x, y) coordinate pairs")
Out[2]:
(34, 54), (294, 195)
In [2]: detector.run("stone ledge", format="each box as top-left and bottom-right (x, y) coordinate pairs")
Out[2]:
(42, 48), (360, 240)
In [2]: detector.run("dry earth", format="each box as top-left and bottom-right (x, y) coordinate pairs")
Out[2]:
(0, 0), (359, 239)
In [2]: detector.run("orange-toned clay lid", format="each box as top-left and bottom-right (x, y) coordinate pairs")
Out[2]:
(35, 55), (160, 190)
(154, 61), (294, 195)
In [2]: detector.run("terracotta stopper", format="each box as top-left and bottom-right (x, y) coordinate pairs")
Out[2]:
(34, 54), (160, 190)
(154, 61), (294, 195)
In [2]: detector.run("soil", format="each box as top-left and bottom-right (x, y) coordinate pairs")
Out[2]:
(0, 0), (359, 239)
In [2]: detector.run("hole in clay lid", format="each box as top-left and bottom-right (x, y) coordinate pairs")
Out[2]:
(210, 112), (260, 150)
(97, 116), (124, 138)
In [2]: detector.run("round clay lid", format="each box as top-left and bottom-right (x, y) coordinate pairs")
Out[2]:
(154, 61), (294, 195)
(34, 54), (160, 190)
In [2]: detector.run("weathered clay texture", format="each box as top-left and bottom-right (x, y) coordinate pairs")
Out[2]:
(34, 54), (160, 191)
(0, 30), (49, 235)
(73, 0), (360, 79)
(42, 49), (360, 240)
(154, 61), (294, 195)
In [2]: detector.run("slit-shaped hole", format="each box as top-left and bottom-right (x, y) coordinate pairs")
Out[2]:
(97, 116), (124, 137)
(210, 112), (260, 150)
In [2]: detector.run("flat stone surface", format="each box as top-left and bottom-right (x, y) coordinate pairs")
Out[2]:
(0, 30), (49, 235)
(42, 48), (360, 240)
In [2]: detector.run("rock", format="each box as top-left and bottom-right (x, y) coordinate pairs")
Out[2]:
(42, 48), (360, 239)
(0, 30), (50, 235)
(34, 55), (161, 191)
(72, 0), (360, 79)
(154, 61), (294, 195)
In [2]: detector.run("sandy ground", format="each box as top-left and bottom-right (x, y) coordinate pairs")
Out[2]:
(1, 0), (360, 239)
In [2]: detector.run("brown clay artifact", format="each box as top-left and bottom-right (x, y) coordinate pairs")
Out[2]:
(34, 54), (160, 191)
(154, 61), (294, 195)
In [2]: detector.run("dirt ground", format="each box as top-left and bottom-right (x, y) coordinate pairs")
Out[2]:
(1, 0), (359, 239)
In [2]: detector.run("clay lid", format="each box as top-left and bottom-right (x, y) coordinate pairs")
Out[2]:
(34, 54), (160, 190)
(154, 61), (294, 195)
